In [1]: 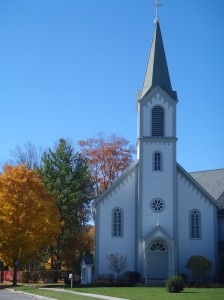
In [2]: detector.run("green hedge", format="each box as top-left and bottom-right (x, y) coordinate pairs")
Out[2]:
(21, 270), (72, 283)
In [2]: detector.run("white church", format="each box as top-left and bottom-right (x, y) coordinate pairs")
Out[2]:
(93, 11), (224, 282)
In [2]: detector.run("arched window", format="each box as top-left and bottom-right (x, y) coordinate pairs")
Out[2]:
(190, 209), (201, 239)
(149, 240), (167, 252)
(152, 106), (164, 136)
(112, 208), (123, 237)
(153, 151), (162, 171)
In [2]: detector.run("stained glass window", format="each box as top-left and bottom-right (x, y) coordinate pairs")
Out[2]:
(190, 209), (201, 239)
(112, 208), (123, 237)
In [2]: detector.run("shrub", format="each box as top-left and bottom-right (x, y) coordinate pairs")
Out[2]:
(22, 271), (40, 283)
(121, 271), (141, 285)
(22, 271), (31, 283)
(166, 275), (184, 293)
(31, 272), (39, 283)
(94, 272), (141, 287)
(186, 255), (212, 282)
(130, 271), (141, 284)
(108, 273), (115, 283)
(178, 273), (188, 284)
(39, 270), (61, 283)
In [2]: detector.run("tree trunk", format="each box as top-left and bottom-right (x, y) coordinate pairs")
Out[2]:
(13, 259), (18, 286)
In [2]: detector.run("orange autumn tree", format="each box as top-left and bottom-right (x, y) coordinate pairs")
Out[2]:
(61, 226), (95, 270)
(0, 165), (60, 268)
(79, 133), (136, 196)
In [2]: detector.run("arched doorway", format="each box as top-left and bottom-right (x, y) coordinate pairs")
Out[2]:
(147, 240), (168, 279)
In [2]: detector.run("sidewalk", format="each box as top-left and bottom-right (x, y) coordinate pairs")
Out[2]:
(40, 288), (128, 300)
(8, 288), (58, 300)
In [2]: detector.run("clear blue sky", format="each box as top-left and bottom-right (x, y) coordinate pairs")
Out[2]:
(0, 0), (223, 172)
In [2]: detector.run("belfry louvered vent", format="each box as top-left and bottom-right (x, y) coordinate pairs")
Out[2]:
(152, 106), (164, 136)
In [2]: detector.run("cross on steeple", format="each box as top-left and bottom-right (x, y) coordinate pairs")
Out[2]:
(153, 0), (163, 23)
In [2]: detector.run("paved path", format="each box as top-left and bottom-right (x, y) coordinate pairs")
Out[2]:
(40, 288), (128, 300)
(0, 289), (55, 300)
(1, 288), (128, 300)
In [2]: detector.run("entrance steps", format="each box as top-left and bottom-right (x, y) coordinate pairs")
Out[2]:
(145, 279), (166, 287)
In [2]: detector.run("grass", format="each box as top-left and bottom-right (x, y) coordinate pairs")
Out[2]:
(11, 286), (224, 300)
(11, 286), (100, 300)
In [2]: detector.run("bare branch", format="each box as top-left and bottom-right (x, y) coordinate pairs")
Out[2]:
(106, 252), (127, 278)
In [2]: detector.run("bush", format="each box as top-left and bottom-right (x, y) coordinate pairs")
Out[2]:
(121, 271), (141, 285)
(31, 272), (39, 283)
(40, 270), (60, 283)
(94, 272), (141, 287)
(166, 275), (184, 293)
(178, 273), (188, 284)
(22, 271), (31, 283)
(186, 255), (212, 282)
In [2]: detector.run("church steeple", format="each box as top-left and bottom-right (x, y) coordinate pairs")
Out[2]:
(141, 20), (177, 100)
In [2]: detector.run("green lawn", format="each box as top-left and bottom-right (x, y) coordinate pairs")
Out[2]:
(13, 287), (99, 300)
(12, 286), (224, 300)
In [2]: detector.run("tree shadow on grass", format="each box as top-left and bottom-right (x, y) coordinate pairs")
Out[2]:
(182, 291), (199, 293)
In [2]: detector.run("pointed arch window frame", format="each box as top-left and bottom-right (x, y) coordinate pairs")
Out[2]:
(151, 105), (165, 137)
(112, 207), (124, 238)
(189, 209), (201, 240)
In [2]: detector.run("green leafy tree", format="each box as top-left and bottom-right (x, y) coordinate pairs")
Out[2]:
(39, 138), (93, 270)
(186, 255), (212, 282)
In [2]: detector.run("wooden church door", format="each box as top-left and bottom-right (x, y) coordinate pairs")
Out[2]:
(147, 240), (168, 279)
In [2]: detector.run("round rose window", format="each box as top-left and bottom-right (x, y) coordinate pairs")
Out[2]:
(150, 198), (165, 213)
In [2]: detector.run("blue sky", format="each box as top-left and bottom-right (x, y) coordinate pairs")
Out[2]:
(0, 0), (223, 172)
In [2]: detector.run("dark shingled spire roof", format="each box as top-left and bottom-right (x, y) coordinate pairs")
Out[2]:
(141, 21), (177, 100)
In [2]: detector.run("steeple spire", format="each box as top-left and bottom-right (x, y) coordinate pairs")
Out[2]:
(141, 13), (177, 100)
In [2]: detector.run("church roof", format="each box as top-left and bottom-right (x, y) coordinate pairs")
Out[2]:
(177, 163), (222, 208)
(190, 169), (224, 207)
(141, 20), (177, 101)
(177, 163), (223, 209)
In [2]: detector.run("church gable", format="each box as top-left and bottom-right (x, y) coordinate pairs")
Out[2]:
(177, 163), (221, 209)
(93, 161), (138, 206)
(94, 161), (138, 275)
(144, 225), (173, 244)
(141, 86), (177, 107)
